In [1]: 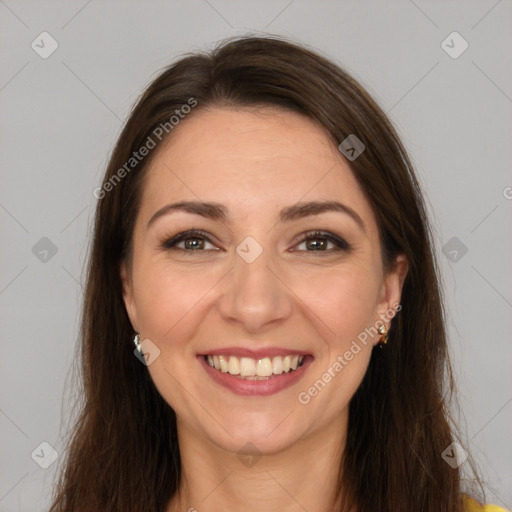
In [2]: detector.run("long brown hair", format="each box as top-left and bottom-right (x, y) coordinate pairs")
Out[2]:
(50, 35), (485, 512)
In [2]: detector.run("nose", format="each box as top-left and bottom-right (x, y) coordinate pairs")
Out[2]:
(217, 243), (293, 333)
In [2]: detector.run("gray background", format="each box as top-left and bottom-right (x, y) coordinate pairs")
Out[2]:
(1, 1), (511, 510)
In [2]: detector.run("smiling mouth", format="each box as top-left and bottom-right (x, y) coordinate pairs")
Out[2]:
(204, 354), (306, 380)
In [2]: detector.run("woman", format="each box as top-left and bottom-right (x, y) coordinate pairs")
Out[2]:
(49, 36), (507, 512)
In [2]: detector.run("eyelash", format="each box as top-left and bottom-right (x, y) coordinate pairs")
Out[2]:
(159, 229), (350, 255)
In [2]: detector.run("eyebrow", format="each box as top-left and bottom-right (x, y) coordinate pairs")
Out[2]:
(147, 200), (365, 231)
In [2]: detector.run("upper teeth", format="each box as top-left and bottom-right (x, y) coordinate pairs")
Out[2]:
(206, 355), (304, 377)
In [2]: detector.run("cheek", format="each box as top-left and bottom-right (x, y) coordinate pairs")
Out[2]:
(290, 267), (379, 427)
(133, 261), (219, 344)
(131, 260), (221, 413)
(291, 262), (381, 341)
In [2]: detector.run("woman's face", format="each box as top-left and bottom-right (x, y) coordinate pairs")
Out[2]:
(121, 107), (407, 455)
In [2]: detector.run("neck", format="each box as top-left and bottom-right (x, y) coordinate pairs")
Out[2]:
(166, 413), (355, 512)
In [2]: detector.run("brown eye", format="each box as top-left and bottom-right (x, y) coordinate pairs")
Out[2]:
(180, 237), (208, 250)
(161, 230), (217, 252)
(301, 238), (330, 251)
(293, 231), (350, 253)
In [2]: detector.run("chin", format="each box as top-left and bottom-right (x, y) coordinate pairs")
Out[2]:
(203, 413), (306, 456)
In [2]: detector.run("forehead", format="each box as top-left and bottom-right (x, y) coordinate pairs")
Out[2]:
(138, 107), (377, 229)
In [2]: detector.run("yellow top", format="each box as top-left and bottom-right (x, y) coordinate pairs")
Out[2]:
(464, 495), (510, 512)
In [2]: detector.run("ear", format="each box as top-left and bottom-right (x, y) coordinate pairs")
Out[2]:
(376, 253), (409, 335)
(120, 261), (138, 331)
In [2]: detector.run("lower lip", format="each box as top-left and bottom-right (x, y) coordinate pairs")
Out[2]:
(198, 355), (313, 397)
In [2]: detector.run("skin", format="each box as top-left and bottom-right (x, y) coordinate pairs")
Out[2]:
(120, 107), (408, 512)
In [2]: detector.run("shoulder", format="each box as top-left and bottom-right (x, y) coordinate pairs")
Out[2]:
(463, 494), (511, 512)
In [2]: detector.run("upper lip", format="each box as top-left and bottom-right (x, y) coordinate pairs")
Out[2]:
(198, 347), (311, 359)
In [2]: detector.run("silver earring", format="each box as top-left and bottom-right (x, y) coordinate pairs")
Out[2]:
(133, 333), (142, 353)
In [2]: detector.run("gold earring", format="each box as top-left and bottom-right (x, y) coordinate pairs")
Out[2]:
(377, 325), (388, 345)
